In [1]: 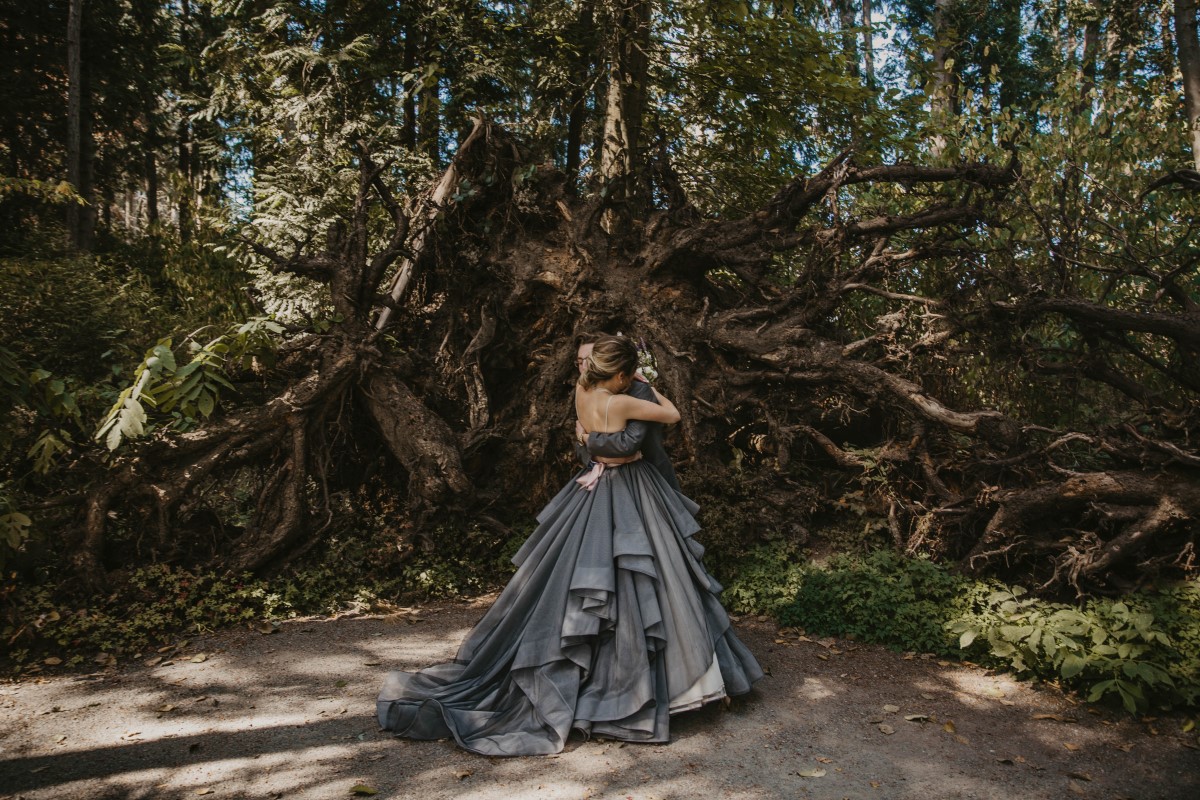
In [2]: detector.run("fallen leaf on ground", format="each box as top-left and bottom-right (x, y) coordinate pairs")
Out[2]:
(1068, 772), (1092, 781)
(196, 789), (213, 796)
(144, 656), (163, 667)
(943, 721), (956, 733)
(1032, 713), (1076, 722)
(796, 768), (826, 778)
(878, 724), (895, 735)
(157, 704), (176, 713)
(157, 645), (173, 653)
(815, 756), (832, 763)
(1063, 742), (1080, 751)
(904, 714), (929, 722)
(336, 680), (348, 688)
(1112, 742), (1134, 752)
(455, 769), (473, 779)
(1182, 719), (1195, 733)
(920, 693), (934, 700)
(882, 704), (900, 713)
(43, 657), (61, 666)
(349, 786), (378, 796)
(937, 660), (950, 666)
(53, 735), (66, 743)
(190, 653), (208, 663)
(870, 781), (881, 789)
(955, 735), (970, 745)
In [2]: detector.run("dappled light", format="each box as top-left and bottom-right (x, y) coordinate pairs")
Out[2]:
(2, 609), (1197, 799)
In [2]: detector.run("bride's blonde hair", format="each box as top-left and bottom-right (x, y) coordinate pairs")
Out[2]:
(578, 335), (638, 390)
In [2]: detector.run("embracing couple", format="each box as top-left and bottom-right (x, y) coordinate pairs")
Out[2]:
(376, 332), (762, 756)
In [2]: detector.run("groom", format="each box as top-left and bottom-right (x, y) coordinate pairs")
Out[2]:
(574, 334), (681, 493)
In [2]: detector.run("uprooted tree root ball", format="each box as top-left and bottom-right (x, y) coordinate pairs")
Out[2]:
(51, 119), (1198, 599)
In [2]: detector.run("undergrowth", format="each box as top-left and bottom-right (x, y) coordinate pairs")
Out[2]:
(7, 525), (1198, 716)
(731, 548), (1200, 713)
(2, 523), (526, 674)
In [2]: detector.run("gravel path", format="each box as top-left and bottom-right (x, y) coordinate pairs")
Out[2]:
(1, 598), (1197, 800)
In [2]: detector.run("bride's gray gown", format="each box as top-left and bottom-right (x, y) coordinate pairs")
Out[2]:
(376, 415), (763, 757)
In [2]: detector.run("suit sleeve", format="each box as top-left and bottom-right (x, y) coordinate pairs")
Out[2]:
(587, 380), (656, 458)
(574, 440), (592, 467)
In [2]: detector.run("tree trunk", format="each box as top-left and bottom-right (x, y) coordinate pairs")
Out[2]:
(598, 0), (649, 232)
(65, 0), (86, 250)
(402, 20), (417, 150)
(862, 0), (875, 90)
(1177, 0), (1200, 169)
(177, 0), (193, 243)
(145, 149), (159, 226)
(565, 0), (596, 183)
(929, 0), (959, 157)
(1079, 16), (1100, 118)
(836, 0), (860, 80)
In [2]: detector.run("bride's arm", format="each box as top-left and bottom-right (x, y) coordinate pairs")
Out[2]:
(619, 392), (680, 424)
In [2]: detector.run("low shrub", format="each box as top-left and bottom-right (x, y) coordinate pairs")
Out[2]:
(778, 549), (966, 654)
(772, 550), (1200, 712)
(717, 540), (807, 615)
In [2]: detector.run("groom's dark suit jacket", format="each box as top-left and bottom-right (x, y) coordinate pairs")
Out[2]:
(576, 379), (681, 493)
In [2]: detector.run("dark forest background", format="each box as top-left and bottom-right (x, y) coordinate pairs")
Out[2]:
(1, 0), (1199, 712)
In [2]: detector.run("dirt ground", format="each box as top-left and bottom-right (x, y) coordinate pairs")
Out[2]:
(1, 598), (1197, 800)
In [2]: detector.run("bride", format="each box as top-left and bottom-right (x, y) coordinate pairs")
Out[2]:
(377, 334), (763, 756)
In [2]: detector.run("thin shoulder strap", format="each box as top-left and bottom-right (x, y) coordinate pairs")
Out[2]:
(604, 392), (615, 431)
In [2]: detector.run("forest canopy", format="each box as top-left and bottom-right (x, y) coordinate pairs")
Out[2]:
(1, 1), (1199, 701)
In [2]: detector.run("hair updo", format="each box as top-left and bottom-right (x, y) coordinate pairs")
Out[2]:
(579, 334), (638, 390)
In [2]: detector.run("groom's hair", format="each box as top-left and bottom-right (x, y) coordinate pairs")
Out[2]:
(575, 330), (605, 348)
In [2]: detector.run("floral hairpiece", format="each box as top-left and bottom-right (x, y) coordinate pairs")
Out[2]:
(636, 337), (659, 383)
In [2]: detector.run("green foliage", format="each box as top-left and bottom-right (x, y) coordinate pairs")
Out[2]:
(951, 585), (1200, 713)
(0, 253), (160, 380)
(0, 177), (84, 206)
(2, 516), (529, 669)
(780, 550), (967, 654)
(720, 541), (807, 615)
(0, 486), (32, 570)
(96, 318), (284, 449)
(773, 551), (1200, 712)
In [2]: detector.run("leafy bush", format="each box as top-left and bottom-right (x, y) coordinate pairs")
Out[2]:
(779, 550), (966, 654)
(718, 540), (807, 615)
(951, 584), (1200, 713)
(773, 550), (1200, 712)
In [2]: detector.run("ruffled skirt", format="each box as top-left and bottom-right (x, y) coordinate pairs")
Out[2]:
(376, 461), (763, 756)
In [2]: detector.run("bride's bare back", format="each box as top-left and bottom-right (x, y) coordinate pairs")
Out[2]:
(575, 383), (680, 434)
